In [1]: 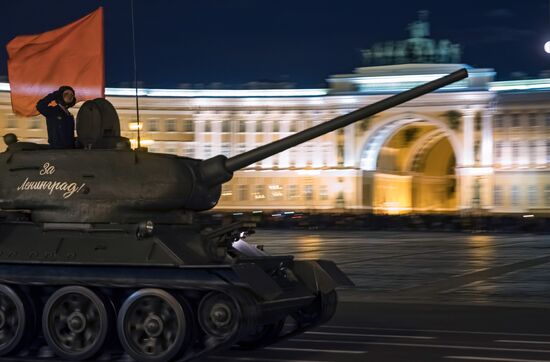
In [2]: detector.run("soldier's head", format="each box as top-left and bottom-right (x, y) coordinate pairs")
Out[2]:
(58, 86), (76, 108)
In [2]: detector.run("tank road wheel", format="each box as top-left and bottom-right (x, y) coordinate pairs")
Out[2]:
(0, 285), (33, 356)
(42, 286), (111, 360)
(292, 290), (338, 327)
(198, 291), (241, 340)
(117, 289), (191, 362)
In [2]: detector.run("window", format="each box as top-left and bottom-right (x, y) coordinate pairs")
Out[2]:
(493, 185), (503, 206)
(290, 122), (297, 132)
(221, 185), (232, 200)
(29, 117), (41, 129)
(6, 114), (17, 129)
(511, 114), (520, 128)
(512, 141), (519, 164)
(269, 184), (284, 200)
(256, 121), (263, 133)
(273, 122), (279, 133)
(148, 119), (159, 131)
(529, 114), (538, 127)
(184, 143), (194, 157)
(511, 185), (520, 206)
(204, 121), (211, 133)
(184, 121), (194, 132)
(288, 185), (299, 200)
(165, 146), (177, 155)
(165, 119), (176, 132)
(237, 143), (246, 155)
(253, 185), (265, 200)
(304, 185), (313, 201)
(203, 145), (211, 158)
(495, 141), (502, 163)
(528, 185), (537, 207)
(545, 185), (550, 206)
(239, 121), (246, 133)
(238, 185), (248, 201)
(319, 185), (329, 201)
(494, 115), (503, 129)
(222, 121), (230, 133)
(221, 143), (231, 157)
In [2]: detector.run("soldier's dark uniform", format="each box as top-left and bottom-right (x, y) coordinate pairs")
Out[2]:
(36, 86), (76, 149)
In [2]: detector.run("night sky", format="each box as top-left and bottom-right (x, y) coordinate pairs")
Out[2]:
(1, 0), (548, 88)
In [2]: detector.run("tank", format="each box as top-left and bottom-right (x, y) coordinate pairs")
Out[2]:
(0, 69), (467, 361)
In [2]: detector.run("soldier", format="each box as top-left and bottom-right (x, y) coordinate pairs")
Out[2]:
(36, 86), (76, 149)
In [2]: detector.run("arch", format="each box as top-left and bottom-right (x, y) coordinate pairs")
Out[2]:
(358, 113), (463, 171)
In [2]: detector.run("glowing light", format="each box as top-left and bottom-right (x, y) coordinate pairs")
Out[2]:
(545, 41), (550, 54)
(104, 87), (327, 98)
(523, 214), (535, 218)
(130, 139), (154, 148)
(489, 79), (550, 92)
(128, 122), (143, 130)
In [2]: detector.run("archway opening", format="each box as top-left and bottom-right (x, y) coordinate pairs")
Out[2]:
(361, 120), (457, 214)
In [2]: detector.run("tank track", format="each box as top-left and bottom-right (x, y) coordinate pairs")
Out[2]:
(0, 264), (337, 362)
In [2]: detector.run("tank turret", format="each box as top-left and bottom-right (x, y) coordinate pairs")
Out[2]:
(0, 69), (468, 223)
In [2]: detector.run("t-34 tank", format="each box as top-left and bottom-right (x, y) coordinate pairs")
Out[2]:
(0, 69), (467, 361)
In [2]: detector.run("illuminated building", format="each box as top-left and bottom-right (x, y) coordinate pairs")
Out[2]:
(0, 14), (548, 215)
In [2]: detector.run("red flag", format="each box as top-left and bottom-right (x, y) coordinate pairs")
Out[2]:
(6, 7), (104, 117)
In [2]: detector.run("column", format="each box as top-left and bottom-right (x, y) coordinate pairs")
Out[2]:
(480, 111), (493, 167)
(462, 110), (475, 166)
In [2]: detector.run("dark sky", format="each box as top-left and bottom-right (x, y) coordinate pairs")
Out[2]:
(1, 0), (549, 88)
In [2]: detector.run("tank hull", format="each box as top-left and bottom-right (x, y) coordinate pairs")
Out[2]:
(0, 222), (353, 361)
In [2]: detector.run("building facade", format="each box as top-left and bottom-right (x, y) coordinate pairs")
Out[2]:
(1, 16), (549, 215)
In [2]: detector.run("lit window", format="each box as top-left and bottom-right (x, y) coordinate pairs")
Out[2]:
(148, 119), (159, 131)
(288, 185), (299, 200)
(304, 185), (313, 201)
(511, 185), (520, 206)
(253, 185), (266, 200)
(528, 185), (537, 207)
(238, 185), (248, 201)
(269, 184), (284, 200)
(493, 185), (503, 206)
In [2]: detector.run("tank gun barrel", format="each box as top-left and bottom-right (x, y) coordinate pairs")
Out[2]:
(198, 68), (467, 187)
(226, 68), (467, 171)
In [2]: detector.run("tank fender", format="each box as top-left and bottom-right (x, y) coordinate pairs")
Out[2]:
(292, 260), (354, 294)
(229, 263), (283, 301)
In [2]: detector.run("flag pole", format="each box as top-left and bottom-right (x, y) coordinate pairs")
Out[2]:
(130, 0), (141, 149)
